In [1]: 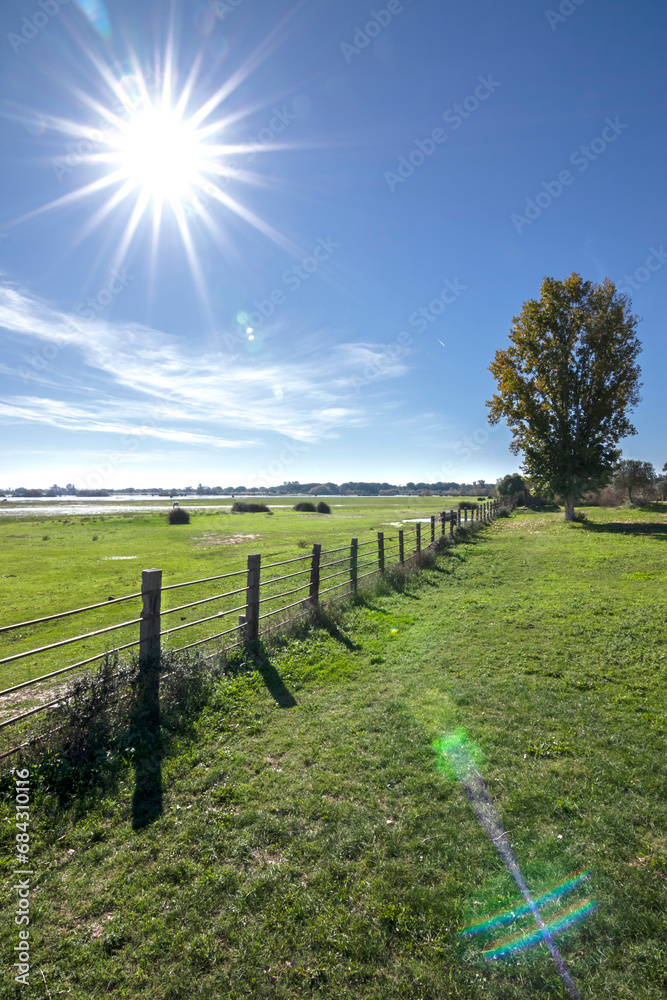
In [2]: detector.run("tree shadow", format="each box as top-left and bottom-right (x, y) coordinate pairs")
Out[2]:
(578, 520), (667, 539)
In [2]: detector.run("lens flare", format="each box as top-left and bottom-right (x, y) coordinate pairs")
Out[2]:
(74, 0), (111, 38)
(435, 730), (595, 1000)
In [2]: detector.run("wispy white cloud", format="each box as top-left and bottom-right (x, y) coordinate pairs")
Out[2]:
(0, 397), (250, 449)
(0, 281), (411, 445)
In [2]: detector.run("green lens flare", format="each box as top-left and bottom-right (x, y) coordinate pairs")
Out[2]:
(433, 728), (483, 781)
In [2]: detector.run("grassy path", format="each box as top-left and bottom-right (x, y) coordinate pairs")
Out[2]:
(0, 507), (666, 998)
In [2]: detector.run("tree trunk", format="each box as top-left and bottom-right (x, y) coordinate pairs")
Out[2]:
(564, 496), (576, 521)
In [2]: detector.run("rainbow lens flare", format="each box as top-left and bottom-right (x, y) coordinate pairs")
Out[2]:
(435, 730), (595, 1000)
(74, 0), (111, 38)
(461, 870), (595, 959)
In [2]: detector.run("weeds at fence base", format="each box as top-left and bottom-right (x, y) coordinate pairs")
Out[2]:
(0, 649), (225, 808)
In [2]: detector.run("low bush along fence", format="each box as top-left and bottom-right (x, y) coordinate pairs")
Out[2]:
(0, 501), (507, 759)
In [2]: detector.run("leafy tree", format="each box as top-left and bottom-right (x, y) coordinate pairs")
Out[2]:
(613, 459), (656, 504)
(487, 274), (642, 520)
(657, 465), (667, 500)
(496, 473), (525, 496)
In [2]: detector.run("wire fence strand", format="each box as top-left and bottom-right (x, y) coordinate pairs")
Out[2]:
(0, 504), (508, 750)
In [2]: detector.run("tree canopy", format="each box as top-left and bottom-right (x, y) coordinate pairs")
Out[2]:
(496, 473), (526, 496)
(486, 273), (642, 520)
(613, 459), (655, 505)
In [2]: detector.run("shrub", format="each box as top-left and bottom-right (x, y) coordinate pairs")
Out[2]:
(294, 501), (317, 512)
(458, 501), (478, 511)
(168, 507), (191, 524)
(316, 501), (331, 514)
(581, 486), (623, 507)
(232, 501), (269, 513)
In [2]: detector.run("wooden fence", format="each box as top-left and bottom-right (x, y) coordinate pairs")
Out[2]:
(0, 501), (506, 757)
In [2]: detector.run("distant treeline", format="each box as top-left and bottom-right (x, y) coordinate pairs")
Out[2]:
(2, 480), (495, 498)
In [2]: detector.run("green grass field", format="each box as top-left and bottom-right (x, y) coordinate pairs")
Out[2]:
(0, 496), (481, 692)
(0, 504), (666, 998)
(0, 496), (483, 614)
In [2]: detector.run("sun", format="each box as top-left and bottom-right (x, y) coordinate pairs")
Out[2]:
(9, 33), (307, 312)
(117, 105), (206, 204)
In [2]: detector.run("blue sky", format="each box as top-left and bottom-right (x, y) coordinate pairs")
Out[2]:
(0, 0), (665, 489)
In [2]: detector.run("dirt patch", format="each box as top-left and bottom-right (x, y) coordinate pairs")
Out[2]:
(194, 533), (261, 547)
(0, 683), (67, 710)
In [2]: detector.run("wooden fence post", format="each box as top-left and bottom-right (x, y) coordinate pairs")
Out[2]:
(245, 554), (261, 647)
(399, 529), (404, 565)
(309, 543), (321, 607)
(378, 532), (385, 574)
(430, 516), (436, 544)
(440, 511), (446, 537)
(416, 522), (421, 554)
(464, 507), (468, 524)
(449, 510), (454, 539)
(350, 538), (358, 594)
(138, 568), (162, 730)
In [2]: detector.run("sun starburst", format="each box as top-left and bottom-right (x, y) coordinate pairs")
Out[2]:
(7, 17), (305, 314)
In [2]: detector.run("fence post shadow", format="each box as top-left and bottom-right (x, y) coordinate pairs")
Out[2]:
(130, 658), (163, 829)
(131, 731), (163, 831)
(249, 641), (297, 708)
(132, 569), (163, 830)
